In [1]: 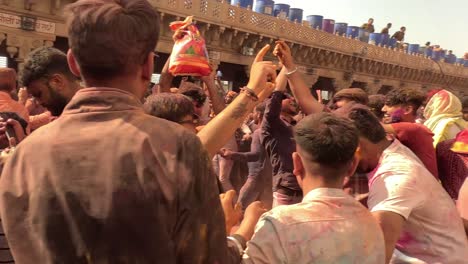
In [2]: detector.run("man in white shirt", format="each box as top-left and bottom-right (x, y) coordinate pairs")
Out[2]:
(242, 112), (385, 263)
(338, 104), (468, 264)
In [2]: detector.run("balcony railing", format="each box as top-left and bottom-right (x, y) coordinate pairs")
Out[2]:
(151, 0), (468, 78)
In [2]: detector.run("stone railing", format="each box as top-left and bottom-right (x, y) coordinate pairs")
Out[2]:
(150, 0), (468, 78)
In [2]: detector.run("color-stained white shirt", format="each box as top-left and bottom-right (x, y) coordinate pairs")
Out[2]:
(243, 188), (385, 264)
(368, 140), (468, 264)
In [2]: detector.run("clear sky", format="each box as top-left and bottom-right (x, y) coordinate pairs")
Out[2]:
(280, 0), (467, 57)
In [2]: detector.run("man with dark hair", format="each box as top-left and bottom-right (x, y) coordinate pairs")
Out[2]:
(382, 87), (425, 123)
(221, 102), (272, 210)
(381, 23), (392, 34)
(262, 76), (301, 206)
(382, 87), (438, 178)
(392, 26), (406, 41)
(20, 47), (80, 117)
(330, 87), (369, 110)
(337, 104), (468, 264)
(178, 81), (207, 118)
(368, 94), (386, 120)
(361, 18), (375, 33)
(143, 93), (198, 133)
(0, 0), (275, 263)
(243, 112), (385, 263)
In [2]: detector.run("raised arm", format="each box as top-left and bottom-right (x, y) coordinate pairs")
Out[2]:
(201, 70), (226, 115)
(274, 41), (324, 115)
(197, 45), (277, 158)
(158, 55), (173, 93)
(221, 131), (262, 162)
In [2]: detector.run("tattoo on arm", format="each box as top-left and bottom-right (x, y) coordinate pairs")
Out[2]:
(230, 101), (249, 120)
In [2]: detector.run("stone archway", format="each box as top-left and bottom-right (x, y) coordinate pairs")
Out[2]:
(377, 85), (394, 95)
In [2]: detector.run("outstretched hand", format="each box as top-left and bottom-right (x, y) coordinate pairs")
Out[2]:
(0, 118), (26, 146)
(220, 190), (242, 234)
(273, 41), (295, 70)
(247, 45), (277, 101)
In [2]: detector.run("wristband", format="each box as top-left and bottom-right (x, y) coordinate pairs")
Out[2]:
(227, 235), (246, 256)
(241, 87), (259, 102)
(286, 66), (298, 76)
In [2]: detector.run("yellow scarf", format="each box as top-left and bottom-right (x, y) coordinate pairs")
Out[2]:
(424, 90), (467, 147)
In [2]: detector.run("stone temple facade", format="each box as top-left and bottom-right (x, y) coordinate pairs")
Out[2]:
(0, 0), (467, 98)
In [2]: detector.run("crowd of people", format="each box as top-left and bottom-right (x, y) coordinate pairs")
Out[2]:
(361, 18), (407, 41)
(361, 17), (466, 60)
(0, 0), (466, 263)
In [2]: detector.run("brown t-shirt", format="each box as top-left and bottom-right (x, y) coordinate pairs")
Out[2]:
(392, 31), (405, 41)
(0, 88), (241, 263)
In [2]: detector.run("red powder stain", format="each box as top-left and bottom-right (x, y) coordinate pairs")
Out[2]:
(396, 231), (416, 248)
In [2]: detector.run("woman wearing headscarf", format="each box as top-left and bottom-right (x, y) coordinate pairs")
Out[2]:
(424, 90), (467, 147)
(437, 129), (468, 200)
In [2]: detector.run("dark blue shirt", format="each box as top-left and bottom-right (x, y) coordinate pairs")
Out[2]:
(261, 91), (300, 191)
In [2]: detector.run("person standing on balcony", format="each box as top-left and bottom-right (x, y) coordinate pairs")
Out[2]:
(392, 26), (406, 41)
(380, 23), (392, 34)
(361, 18), (375, 33)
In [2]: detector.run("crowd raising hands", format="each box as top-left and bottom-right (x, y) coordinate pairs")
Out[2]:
(0, 0), (466, 264)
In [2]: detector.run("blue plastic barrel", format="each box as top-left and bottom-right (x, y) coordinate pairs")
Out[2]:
(358, 28), (370, 43)
(408, 44), (420, 55)
(432, 50), (443, 61)
(387, 38), (397, 48)
(334, 23), (348, 36)
(441, 50), (447, 59)
(273, 3), (289, 19)
(346, 26), (359, 39)
(307, 15), (323, 30)
(288, 8), (303, 22)
(322, 19), (335, 33)
(381, 34), (390, 46)
(445, 54), (456, 64)
(425, 47), (433, 57)
(231, 0), (254, 8)
(369, 33), (382, 46)
(253, 0), (274, 15)
(402, 43), (409, 52)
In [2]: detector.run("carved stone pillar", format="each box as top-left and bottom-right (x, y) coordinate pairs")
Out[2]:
(334, 72), (353, 91)
(334, 79), (353, 91)
(366, 79), (381, 95)
(5, 34), (55, 70)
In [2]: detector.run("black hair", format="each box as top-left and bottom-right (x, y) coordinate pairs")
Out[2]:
(335, 104), (387, 144)
(143, 93), (195, 123)
(255, 101), (266, 115)
(178, 82), (207, 107)
(462, 96), (468, 109)
(20, 47), (76, 87)
(368, 94), (386, 120)
(294, 112), (359, 181)
(385, 87), (426, 115)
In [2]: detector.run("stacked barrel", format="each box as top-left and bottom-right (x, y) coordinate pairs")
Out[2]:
(229, 1), (466, 67)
